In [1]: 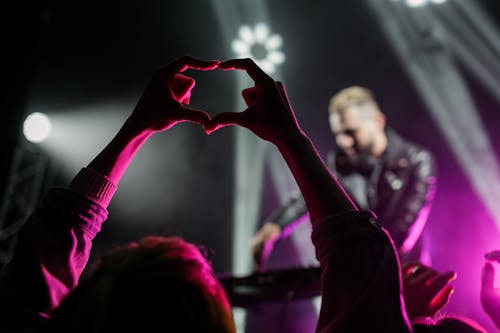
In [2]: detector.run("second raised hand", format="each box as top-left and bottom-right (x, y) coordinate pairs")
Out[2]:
(205, 58), (302, 144)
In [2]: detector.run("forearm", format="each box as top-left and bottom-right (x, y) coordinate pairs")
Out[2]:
(87, 116), (153, 184)
(274, 131), (357, 226)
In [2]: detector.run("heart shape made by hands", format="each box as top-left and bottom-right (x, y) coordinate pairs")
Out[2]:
(173, 67), (253, 134)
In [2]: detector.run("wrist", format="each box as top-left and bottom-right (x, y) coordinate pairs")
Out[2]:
(274, 129), (309, 153)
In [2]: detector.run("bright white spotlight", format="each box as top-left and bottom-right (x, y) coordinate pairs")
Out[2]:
(238, 25), (254, 45)
(405, 0), (428, 7)
(268, 51), (286, 65)
(265, 35), (283, 51)
(232, 23), (285, 74)
(231, 40), (250, 57)
(23, 112), (52, 143)
(254, 22), (270, 43)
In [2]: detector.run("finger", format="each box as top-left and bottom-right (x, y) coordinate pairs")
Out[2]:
(170, 74), (195, 103)
(425, 271), (457, 297)
(170, 55), (220, 73)
(429, 285), (454, 315)
(242, 87), (257, 106)
(482, 262), (495, 292)
(206, 112), (247, 133)
(485, 251), (500, 262)
(177, 107), (211, 125)
(402, 263), (422, 284)
(253, 246), (264, 271)
(402, 262), (423, 275)
(276, 81), (288, 98)
(408, 268), (439, 286)
(218, 58), (270, 82)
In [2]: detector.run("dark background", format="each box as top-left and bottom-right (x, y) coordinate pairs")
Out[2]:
(2, 1), (500, 331)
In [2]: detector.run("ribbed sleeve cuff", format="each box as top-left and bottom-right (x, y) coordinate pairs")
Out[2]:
(311, 210), (382, 261)
(68, 167), (118, 208)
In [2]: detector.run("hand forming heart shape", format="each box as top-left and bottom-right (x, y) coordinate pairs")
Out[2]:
(131, 55), (300, 144)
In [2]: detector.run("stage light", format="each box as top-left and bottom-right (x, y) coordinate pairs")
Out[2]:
(23, 112), (51, 143)
(254, 22), (269, 43)
(265, 34), (283, 51)
(238, 25), (254, 44)
(406, 0), (427, 8)
(232, 22), (285, 74)
(393, 0), (447, 7)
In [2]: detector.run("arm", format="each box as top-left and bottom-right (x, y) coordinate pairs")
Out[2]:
(250, 192), (308, 271)
(206, 58), (412, 332)
(0, 56), (218, 330)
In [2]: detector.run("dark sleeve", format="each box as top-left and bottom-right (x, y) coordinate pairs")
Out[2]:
(264, 190), (308, 232)
(263, 150), (339, 232)
(265, 151), (335, 234)
(312, 210), (411, 333)
(388, 147), (437, 251)
(0, 188), (108, 331)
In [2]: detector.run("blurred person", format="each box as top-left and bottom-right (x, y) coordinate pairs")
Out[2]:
(207, 58), (484, 333)
(251, 85), (437, 270)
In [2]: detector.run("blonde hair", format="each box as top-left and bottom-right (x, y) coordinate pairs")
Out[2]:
(328, 86), (378, 115)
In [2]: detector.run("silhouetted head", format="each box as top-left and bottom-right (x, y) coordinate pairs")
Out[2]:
(44, 236), (235, 332)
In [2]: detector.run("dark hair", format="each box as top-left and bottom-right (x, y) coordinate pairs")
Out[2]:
(44, 236), (235, 332)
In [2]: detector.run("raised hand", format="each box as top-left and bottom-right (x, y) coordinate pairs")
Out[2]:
(86, 56), (219, 185)
(130, 55), (219, 132)
(205, 58), (303, 146)
(401, 262), (456, 320)
(481, 251), (500, 329)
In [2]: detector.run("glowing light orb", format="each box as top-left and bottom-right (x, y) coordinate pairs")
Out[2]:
(23, 112), (52, 143)
(232, 23), (285, 74)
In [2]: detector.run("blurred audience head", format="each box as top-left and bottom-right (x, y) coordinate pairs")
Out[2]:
(44, 236), (235, 332)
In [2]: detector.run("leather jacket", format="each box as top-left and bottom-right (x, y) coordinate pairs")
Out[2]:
(265, 128), (437, 263)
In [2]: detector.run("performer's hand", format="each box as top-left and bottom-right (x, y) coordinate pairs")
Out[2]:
(481, 251), (500, 329)
(402, 262), (456, 320)
(205, 58), (303, 146)
(250, 223), (282, 271)
(129, 55), (219, 133)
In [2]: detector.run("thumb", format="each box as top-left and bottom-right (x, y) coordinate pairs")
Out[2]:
(178, 106), (211, 126)
(482, 262), (495, 293)
(205, 112), (246, 134)
(485, 251), (500, 262)
(242, 87), (257, 106)
(429, 285), (454, 315)
(171, 74), (195, 103)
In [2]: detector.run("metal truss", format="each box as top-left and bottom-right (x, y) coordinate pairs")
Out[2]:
(0, 140), (48, 268)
